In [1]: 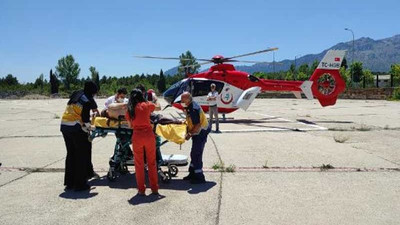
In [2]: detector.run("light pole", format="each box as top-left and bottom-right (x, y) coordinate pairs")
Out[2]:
(345, 28), (355, 86)
(273, 51), (275, 74)
(294, 54), (301, 80)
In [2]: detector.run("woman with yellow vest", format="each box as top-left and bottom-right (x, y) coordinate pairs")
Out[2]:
(181, 92), (210, 184)
(60, 81), (98, 191)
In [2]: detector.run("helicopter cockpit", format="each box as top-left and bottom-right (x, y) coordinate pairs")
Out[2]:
(163, 78), (224, 104)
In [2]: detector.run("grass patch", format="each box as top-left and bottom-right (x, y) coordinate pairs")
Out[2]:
(355, 124), (371, 131)
(53, 114), (60, 119)
(262, 160), (269, 168)
(333, 135), (349, 143)
(320, 164), (335, 171)
(328, 127), (351, 131)
(212, 161), (225, 172)
(212, 161), (236, 172)
(225, 164), (236, 173)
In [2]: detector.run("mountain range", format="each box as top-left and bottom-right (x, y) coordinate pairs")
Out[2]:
(165, 34), (400, 75)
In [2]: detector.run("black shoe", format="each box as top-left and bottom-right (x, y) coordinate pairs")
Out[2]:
(74, 184), (91, 191)
(215, 130), (221, 133)
(64, 185), (73, 191)
(183, 173), (194, 181)
(87, 172), (100, 180)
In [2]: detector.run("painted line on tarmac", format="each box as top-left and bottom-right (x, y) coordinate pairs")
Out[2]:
(0, 135), (62, 139)
(254, 112), (328, 131)
(202, 166), (400, 173)
(2, 166), (399, 173)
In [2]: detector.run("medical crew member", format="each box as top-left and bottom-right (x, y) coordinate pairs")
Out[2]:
(207, 83), (220, 133)
(101, 87), (128, 117)
(181, 92), (210, 184)
(60, 81), (98, 191)
(126, 89), (159, 195)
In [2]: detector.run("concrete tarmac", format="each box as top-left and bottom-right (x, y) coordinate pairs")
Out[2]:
(0, 98), (399, 225)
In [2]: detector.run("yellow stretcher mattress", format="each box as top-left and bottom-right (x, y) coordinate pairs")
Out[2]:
(92, 117), (187, 144)
(92, 117), (129, 128)
(156, 124), (187, 145)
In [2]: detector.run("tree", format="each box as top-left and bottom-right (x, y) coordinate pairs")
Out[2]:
(341, 57), (348, 70)
(56, 55), (80, 90)
(34, 73), (44, 89)
(340, 66), (351, 88)
(178, 51), (200, 76)
(49, 69), (59, 94)
(289, 63), (296, 74)
(100, 75), (108, 85)
(285, 71), (294, 80)
(350, 61), (363, 83)
(363, 69), (374, 87)
(89, 66), (100, 89)
(310, 60), (319, 72)
(297, 72), (309, 81)
(157, 69), (166, 93)
(390, 64), (400, 86)
(0, 74), (19, 86)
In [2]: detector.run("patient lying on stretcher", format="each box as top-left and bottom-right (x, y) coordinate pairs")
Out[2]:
(92, 101), (186, 144)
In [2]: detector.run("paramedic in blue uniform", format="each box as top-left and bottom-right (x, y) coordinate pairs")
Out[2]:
(181, 92), (210, 184)
(60, 81), (98, 191)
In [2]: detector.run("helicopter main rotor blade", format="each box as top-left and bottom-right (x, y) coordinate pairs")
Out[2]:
(134, 55), (211, 62)
(226, 59), (273, 64)
(226, 47), (278, 60)
(179, 61), (212, 69)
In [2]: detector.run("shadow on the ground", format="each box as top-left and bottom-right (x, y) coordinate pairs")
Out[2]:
(90, 173), (216, 194)
(128, 193), (166, 205)
(59, 188), (98, 199)
(218, 118), (289, 124)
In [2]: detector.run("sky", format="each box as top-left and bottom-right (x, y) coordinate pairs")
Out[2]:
(1, 0), (399, 83)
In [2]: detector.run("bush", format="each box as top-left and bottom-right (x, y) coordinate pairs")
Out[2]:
(391, 87), (400, 100)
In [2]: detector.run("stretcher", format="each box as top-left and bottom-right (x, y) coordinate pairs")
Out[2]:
(89, 116), (188, 182)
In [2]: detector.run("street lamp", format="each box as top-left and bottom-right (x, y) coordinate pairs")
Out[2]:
(294, 54), (301, 80)
(345, 28), (355, 86)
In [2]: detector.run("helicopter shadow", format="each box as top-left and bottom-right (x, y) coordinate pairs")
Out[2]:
(90, 173), (216, 195)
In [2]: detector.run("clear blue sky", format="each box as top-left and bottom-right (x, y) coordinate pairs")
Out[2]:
(1, 0), (399, 83)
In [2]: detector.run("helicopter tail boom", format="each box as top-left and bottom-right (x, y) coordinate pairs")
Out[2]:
(259, 50), (346, 107)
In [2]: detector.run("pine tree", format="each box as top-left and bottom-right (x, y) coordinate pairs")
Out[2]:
(49, 69), (59, 94)
(89, 66), (100, 89)
(157, 69), (166, 93)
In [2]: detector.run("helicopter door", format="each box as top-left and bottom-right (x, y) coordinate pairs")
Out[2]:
(234, 87), (261, 111)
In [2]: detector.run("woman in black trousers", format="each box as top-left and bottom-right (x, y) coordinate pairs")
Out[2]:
(60, 81), (98, 191)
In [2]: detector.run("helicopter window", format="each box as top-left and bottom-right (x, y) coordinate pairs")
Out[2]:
(191, 80), (224, 97)
(248, 75), (260, 82)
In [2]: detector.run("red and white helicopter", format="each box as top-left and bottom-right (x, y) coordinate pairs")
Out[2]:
(136, 48), (346, 114)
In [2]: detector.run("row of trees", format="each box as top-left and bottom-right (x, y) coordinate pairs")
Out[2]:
(2, 52), (400, 98)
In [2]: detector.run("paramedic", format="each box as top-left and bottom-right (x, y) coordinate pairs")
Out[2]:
(60, 81), (98, 191)
(126, 89), (159, 195)
(101, 87), (128, 117)
(136, 84), (160, 106)
(181, 92), (210, 184)
(207, 83), (220, 133)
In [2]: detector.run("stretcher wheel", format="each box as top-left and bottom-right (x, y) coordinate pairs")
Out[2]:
(168, 165), (178, 177)
(107, 170), (116, 182)
(161, 171), (171, 183)
(120, 165), (129, 175)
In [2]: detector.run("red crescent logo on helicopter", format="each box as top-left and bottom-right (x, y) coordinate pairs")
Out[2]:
(221, 92), (233, 105)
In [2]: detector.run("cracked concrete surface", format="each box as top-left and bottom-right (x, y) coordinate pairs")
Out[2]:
(0, 98), (400, 225)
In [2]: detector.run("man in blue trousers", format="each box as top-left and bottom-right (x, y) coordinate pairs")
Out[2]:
(180, 92), (210, 184)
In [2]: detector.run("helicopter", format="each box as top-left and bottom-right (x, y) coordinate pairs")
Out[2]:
(136, 48), (346, 115)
